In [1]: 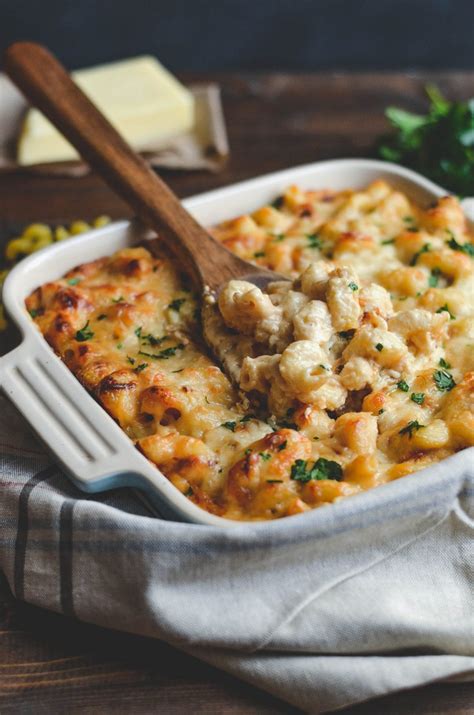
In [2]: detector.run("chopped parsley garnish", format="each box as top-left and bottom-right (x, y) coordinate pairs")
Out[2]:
(307, 233), (323, 249)
(28, 308), (40, 318)
(97, 313), (107, 321)
(116, 343), (123, 349)
(240, 415), (255, 423)
(168, 298), (186, 312)
(375, 343), (384, 352)
(138, 343), (185, 360)
(410, 392), (425, 404)
(134, 326), (142, 337)
(244, 448), (252, 455)
(378, 408), (385, 415)
(259, 452), (272, 461)
(67, 277), (80, 285)
(428, 267), (441, 287)
(399, 420), (425, 438)
(75, 321), (94, 342)
(403, 216), (415, 223)
(319, 364), (328, 371)
(254, 251), (265, 258)
(436, 303), (456, 319)
(410, 243), (431, 266)
(271, 195), (284, 209)
(381, 238), (395, 245)
(112, 295), (125, 303)
(140, 332), (169, 346)
(184, 487), (194, 497)
(221, 421), (237, 432)
(277, 440), (287, 451)
(439, 357), (451, 369)
(267, 479), (283, 484)
(348, 282), (359, 291)
(433, 369), (456, 392)
(127, 355), (136, 365)
(134, 363), (148, 373)
(446, 235), (474, 257)
(290, 457), (343, 482)
(397, 379), (409, 392)
(273, 233), (285, 242)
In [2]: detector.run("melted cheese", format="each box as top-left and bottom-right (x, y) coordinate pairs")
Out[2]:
(27, 180), (474, 520)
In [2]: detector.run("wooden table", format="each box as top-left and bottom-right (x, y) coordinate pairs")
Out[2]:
(0, 72), (473, 714)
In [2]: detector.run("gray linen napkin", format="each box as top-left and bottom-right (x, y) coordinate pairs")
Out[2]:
(0, 392), (472, 713)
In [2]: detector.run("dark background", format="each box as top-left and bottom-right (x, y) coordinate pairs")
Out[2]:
(1, 0), (474, 72)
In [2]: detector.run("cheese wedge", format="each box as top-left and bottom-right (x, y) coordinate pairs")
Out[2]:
(17, 56), (194, 165)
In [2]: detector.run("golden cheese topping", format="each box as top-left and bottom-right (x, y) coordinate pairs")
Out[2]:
(26, 180), (474, 520)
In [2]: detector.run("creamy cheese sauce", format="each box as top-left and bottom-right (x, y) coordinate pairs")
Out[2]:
(27, 180), (474, 520)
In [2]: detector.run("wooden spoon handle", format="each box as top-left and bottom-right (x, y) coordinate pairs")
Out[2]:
(4, 42), (245, 291)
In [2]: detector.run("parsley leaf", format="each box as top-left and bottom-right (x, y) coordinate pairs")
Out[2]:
(277, 440), (287, 451)
(375, 343), (384, 352)
(307, 233), (323, 249)
(428, 267), (441, 287)
(112, 295), (125, 303)
(410, 243), (431, 266)
(378, 86), (474, 195)
(140, 332), (169, 346)
(134, 363), (148, 373)
(433, 369), (456, 391)
(290, 458), (343, 482)
(75, 321), (94, 342)
(259, 452), (272, 461)
(399, 420), (425, 438)
(254, 251), (265, 258)
(397, 379), (409, 392)
(267, 479), (283, 484)
(381, 238), (395, 245)
(97, 313), (107, 321)
(221, 421), (237, 432)
(348, 282), (359, 291)
(410, 392), (425, 404)
(436, 303), (456, 319)
(67, 277), (80, 286)
(439, 357), (451, 369)
(138, 343), (185, 360)
(446, 236), (474, 257)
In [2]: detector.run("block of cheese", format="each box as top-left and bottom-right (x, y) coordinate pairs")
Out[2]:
(17, 56), (194, 165)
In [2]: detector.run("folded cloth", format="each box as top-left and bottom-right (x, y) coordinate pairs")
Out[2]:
(0, 392), (472, 713)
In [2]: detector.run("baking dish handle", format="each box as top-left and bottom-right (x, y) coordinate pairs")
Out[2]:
(0, 339), (138, 485)
(0, 339), (228, 523)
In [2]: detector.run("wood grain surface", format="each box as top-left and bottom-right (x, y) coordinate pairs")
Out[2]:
(1, 71), (473, 714)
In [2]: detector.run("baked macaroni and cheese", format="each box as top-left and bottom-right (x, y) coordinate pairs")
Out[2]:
(26, 180), (474, 520)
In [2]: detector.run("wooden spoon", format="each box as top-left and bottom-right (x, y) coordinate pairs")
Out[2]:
(4, 42), (280, 297)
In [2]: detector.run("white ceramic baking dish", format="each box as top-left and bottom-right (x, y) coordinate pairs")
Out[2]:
(1, 158), (472, 526)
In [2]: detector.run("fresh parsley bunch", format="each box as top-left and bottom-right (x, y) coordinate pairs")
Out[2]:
(378, 85), (474, 195)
